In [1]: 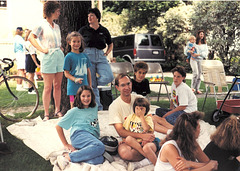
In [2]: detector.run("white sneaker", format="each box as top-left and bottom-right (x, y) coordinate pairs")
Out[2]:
(127, 158), (151, 171)
(57, 155), (69, 170)
(127, 162), (142, 171)
(16, 85), (26, 91)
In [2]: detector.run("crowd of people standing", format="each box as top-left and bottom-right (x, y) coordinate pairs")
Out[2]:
(12, 1), (239, 170)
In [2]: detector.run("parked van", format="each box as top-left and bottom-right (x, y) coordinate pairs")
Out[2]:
(112, 34), (165, 64)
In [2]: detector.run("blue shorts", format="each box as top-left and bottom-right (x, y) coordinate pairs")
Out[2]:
(41, 48), (64, 73)
(153, 137), (161, 151)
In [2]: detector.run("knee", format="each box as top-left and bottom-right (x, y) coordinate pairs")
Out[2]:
(125, 136), (133, 144)
(143, 143), (156, 154)
(96, 141), (105, 154)
(99, 74), (114, 84)
(118, 145), (132, 161)
(43, 85), (52, 94)
(53, 82), (62, 90)
(99, 69), (114, 82)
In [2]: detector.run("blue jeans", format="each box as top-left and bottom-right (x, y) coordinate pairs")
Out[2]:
(155, 108), (185, 125)
(84, 48), (114, 110)
(70, 130), (105, 165)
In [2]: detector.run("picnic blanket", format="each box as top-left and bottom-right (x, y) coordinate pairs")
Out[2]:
(7, 105), (216, 171)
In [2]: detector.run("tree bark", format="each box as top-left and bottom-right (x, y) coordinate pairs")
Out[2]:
(55, 1), (91, 114)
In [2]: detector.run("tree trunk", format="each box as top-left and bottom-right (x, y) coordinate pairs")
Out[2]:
(56, 1), (91, 114)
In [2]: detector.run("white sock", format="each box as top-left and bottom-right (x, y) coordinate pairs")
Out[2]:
(139, 158), (151, 166)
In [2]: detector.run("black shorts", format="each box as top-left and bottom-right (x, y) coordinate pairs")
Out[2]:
(25, 54), (40, 73)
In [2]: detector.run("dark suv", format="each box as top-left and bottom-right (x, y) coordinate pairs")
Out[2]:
(112, 34), (165, 64)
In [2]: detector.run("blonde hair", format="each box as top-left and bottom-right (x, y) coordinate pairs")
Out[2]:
(189, 35), (196, 41)
(211, 115), (240, 151)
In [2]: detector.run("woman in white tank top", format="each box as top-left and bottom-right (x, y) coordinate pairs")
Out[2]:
(155, 112), (218, 171)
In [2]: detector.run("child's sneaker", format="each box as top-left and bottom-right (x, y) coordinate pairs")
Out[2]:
(57, 155), (69, 170)
(127, 162), (142, 171)
(127, 158), (151, 171)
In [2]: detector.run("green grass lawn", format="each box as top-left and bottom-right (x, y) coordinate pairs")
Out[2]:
(0, 78), (221, 170)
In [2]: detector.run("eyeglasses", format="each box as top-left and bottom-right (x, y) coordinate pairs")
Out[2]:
(119, 82), (131, 88)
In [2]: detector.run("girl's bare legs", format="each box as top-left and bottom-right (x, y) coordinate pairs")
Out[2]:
(53, 72), (63, 116)
(143, 142), (157, 165)
(125, 136), (146, 158)
(152, 115), (173, 134)
(70, 102), (74, 109)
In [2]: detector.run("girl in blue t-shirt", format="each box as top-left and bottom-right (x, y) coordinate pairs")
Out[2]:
(56, 85), (105, 169)
(63, 31), (92, 108)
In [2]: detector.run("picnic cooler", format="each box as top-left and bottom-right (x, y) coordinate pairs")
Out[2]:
(98, 86), (113, 110)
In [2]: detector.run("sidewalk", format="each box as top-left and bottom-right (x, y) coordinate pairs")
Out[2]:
(147, 72), (234, 100)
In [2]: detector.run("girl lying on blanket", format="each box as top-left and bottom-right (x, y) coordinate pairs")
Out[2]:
(155, 111), (218, 171)
(56, 85), (105, 170)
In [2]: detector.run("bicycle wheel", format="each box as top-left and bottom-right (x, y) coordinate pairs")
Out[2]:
(0, 76), (39, 122)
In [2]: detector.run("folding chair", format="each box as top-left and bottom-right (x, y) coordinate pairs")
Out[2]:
(110, 62), (134, 97)
(201, 60), (240, 110)
(0, 120), (4, 143)
(147, 63), (170, 101)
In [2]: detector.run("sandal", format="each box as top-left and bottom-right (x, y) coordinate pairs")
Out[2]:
(54, 111), (63, 118)
(43, 115), (50, 121)
(196, 90), (202, 94)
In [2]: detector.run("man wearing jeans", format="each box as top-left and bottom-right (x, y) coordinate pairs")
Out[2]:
(79, 8), (114, 110)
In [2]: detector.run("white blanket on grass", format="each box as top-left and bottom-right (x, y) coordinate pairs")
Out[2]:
(7, 106), (216, 171)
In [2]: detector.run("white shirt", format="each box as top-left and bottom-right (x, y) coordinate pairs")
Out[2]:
(31, 19), (62, 49)
(108, 94), (142, 125)
(155, 140), (182, 171)
(171, 82), (197, 113)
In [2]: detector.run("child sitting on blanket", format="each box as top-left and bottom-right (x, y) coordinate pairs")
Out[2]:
(56, 85), (105, 170)
(122, 97), (160, 165)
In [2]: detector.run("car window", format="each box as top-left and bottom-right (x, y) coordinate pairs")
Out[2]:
(124, 35), (134, 47)
(113, 37), (124, 48)
(137, 35), (149, 46)
(151, 35), (162, 46)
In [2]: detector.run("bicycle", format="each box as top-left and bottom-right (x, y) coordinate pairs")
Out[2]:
(0, 58), (39, 122)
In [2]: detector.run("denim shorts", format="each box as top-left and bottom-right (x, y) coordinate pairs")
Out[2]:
(153, 137), (161, 151)
(41, 48), (64, 73)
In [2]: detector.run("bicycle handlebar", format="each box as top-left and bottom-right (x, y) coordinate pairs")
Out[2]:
(0, 58), (14, 71)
